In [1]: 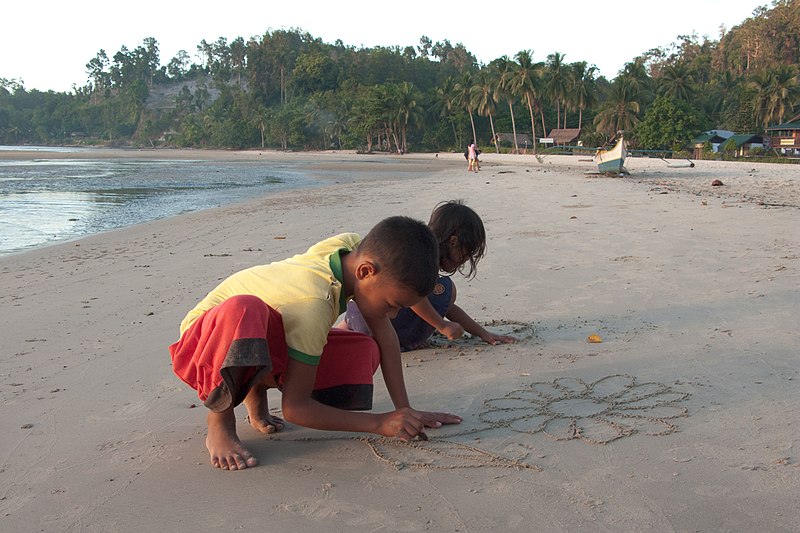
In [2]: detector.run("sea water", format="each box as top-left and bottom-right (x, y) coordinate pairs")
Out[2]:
(0, 148), (322, 256)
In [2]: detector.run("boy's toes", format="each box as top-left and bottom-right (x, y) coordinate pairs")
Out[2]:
(210, 451), (257, 470)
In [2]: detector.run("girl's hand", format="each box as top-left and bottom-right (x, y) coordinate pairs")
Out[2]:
(438, 321), (464, 340)
(481, 332), (517, 345)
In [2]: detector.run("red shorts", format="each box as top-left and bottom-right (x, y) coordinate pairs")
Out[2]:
(169, 294), (380, 412)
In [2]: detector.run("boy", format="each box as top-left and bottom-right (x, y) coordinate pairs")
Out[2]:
(169, 216), (462, 470)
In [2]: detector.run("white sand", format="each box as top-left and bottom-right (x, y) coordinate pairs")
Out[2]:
(1, 149), (798, 531)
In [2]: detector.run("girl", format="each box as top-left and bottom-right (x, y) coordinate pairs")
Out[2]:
(342, 200), (516, 350)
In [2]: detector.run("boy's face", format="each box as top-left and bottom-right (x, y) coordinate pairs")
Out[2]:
(354, 271), (422, 319)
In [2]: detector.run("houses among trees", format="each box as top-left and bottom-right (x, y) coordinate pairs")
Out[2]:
(0, 1), (798, 158)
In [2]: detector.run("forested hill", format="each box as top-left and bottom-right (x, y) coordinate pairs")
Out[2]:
(1, 0), (797, 153)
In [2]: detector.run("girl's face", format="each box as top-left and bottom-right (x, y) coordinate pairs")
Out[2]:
(440, 235), (469, 273)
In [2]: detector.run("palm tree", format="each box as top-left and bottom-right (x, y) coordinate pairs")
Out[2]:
(594, 76), (641, 137)
(432, 77), (460, 147)
(395, 81), (422, 153)
(751, 65), (799, 128)
(454, 71), (478, 146)
(489, 57), (520, 154)
(570, 61), (598, 130)
(546, 52), (569, 129)
(512, 50), (544, 154)
(620, 58), (651, 94)
(471, 69), (500, 153)
(659, 63), (695, 101)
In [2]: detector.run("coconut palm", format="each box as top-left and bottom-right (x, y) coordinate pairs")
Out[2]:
(454, 71), (478, 146)
(659, 63), (695, 101)
(751, 65), (799, 128)
(620, 58), (651, 94)
(432, 77), (461, 147)
(570, 61), (598, 130)
(511, 50), (544, 154)
(594, 76), (641, 137)
(546, 52), (569, 129)
(471, 69), (500, 153)
(492, 56), (521, 154)
(395, 81), (422, 153)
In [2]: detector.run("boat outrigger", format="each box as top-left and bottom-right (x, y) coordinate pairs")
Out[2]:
(594, 134), (627, 174)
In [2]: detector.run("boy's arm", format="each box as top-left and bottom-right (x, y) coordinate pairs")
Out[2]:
(280, 357), (426, 440)
(445, 304), (516, 345)
(409, 298), (464, 340)
(364, 315), (410, 408)
(364, 315), (462, 428)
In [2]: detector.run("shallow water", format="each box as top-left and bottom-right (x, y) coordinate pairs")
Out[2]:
(0, 152), (320, 255)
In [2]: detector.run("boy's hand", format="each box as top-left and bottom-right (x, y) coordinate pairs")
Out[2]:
(481, 332), (517, 345)
(378, 407), (426, 441)
(377, 408), (462, 441)
(438, 321), (465, 340)
(418, 410), (462, 428)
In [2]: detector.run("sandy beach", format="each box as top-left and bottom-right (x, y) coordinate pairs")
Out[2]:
(1, 149), (798, 532)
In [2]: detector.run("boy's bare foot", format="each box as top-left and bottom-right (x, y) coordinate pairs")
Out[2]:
(243, 384), (284, 434)
(206, 409), (258, 470)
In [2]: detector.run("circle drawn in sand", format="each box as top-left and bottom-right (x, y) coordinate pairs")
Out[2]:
(479, 374), (690, 445)
(361, 437), (540, 471)
(426, 320), (537, 348)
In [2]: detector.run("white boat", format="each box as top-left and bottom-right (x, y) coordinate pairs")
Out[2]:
(594, 134), (627, 173)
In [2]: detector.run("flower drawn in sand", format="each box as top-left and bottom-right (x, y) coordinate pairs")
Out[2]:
(479, 374), (690, 445)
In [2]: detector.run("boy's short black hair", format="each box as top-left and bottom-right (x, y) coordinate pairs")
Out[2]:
(358, 216), (439, 296)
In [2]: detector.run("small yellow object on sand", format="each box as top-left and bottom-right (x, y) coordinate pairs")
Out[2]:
(587, 334), (603, 343)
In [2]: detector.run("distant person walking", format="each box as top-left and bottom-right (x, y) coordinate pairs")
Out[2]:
(467, 141), (479, 173)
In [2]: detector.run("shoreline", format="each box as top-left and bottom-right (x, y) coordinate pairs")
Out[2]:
(1, 150), (798, 531)
(3, 147), (798, 259)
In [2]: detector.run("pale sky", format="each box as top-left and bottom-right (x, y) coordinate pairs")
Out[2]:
(3, 0), (764, 92)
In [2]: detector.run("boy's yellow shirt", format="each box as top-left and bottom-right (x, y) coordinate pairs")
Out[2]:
(179, 233), (360, 365)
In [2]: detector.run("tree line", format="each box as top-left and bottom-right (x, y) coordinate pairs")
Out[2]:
(1, 0), (798, 153)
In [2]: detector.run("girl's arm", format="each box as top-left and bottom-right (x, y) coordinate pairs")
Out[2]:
(409, 298), (464, 340)
(446, 303), (517, 345)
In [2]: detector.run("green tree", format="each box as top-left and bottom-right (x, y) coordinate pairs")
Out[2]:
(634, 95), (703, 150)
(292, 52), (338, 95)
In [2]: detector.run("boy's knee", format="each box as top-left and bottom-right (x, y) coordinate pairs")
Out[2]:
(221, 294), (269, 315)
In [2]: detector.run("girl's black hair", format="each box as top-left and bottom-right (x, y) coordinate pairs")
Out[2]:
(428, 200), (486, 278)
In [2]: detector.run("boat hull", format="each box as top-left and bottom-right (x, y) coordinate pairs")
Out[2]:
(594, 136), (627, 173)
